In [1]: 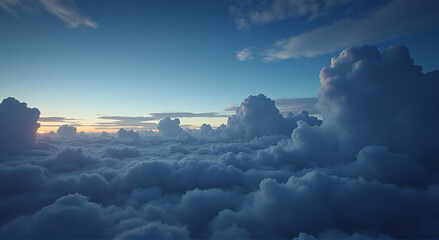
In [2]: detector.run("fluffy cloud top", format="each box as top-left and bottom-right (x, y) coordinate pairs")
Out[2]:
(225, 94), (321, 140)
(56, 124), (77, 138)
(1, 45), (438, 239)
(0, 97), (40, 155)
(157, 117), (185, 137)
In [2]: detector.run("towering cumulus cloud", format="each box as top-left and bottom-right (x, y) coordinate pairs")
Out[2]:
(318, 45), (439, 170)
(56, 124), (77, 138)
(225, 94), (321, 139)
(0, 97), (40, 155)
(1, 45), (439, 239)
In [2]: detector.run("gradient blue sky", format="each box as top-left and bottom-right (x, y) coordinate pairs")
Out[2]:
(1, 0), (439, 131)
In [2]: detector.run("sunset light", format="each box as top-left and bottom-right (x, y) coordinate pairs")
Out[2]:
(1, 0), (439, 239)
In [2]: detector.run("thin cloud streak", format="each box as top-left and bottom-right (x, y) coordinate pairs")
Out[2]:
(264, 0), (439, 60)
(0, 0), (98, 29)
(40, 0), (98, 28)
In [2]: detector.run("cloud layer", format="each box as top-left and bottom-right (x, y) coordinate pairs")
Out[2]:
(1, 45), (438, 239)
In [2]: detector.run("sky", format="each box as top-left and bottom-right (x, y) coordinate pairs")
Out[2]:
(2, 1), (439, 239)
(1, 0), (439, 132)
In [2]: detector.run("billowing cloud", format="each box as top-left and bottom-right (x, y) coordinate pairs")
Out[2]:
(1, 45), (438, 239)
(236, 47), (254, 61)
(264, 0), (439, 60)
(0, 97), (40, 155)
(224, 94), (321, 140)
(56, 124), (77, 138)
(157, 117), (184, 137)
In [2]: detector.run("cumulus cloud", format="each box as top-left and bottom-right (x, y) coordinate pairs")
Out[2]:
(157, 117), (185, 137)
(117, 128), (139, 139)
(224, 94), (321, 140)
(1, 45), (439, 239)
(0, 0), (98, 28)
(56, 124), (77, 138)
(102, 146), (141, 160)
(264, 0), (439, 60)
(0, 97), (40, 155)
(236, 47), (254, 61)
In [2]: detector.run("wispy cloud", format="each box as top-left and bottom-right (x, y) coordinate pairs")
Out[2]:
(150, 112), (228, 119)
(0, 0), (98, 29)
(236, 47), (254, 61)
(40, 0), (98, 28)
(230, 0), (354, 30)
(95, 112), (228, 130)
(39, 117), (77, 122)
(264, 0), (439, 60)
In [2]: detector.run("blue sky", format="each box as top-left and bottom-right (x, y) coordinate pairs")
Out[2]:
(1, 0), (439, 131)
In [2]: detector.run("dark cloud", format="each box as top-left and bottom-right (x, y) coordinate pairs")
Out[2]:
(102, 146), (141, 160)
(1, 45), (438, 239)
(117, 128), (139, 139)
(0, 97), (40, 155)
(224, 94), (321, 140)
(56, 124), (77, 138)
(39, 117), (77, 122)
(42, 148), (99, 173)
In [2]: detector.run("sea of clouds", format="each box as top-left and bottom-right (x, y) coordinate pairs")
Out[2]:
(1, 45), (439, 239)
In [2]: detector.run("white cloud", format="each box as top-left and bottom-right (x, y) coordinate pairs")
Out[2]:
(264, 0), (439, 60)
(0, 0), (98, 29)
(230, 0), (354, 30)
(40, 0), (98, 28)
(236, 47), (254, 61)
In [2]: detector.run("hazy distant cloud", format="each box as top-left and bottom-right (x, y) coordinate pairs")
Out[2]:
(39, 117), (76, 122)
(230, 0), (354, 30)
(96, 116), (157, 130)
(264, 0), (439, 60)
(150, 112), (227, 119)
(274, 97), (319, 115)
(223, 105), (239, 112)
(0, 0), (98, 29)
(236, 47), (254, 61)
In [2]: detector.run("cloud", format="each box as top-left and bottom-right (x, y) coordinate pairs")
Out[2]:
(1, 45), (439, 239)
(102, 146), (141, 160)
(224, 94), (321, 140)
(157, 117), (185, 137)
(117, 128), (139, 139)
(39, 0), (98, 28)
(236, 47), (254, 61)
(229, 0), (354, 30)
(0, 0), (98, 29)
(39, 117), (76, 122)
(56, 124), (77, 138)
(264, 0), (439, 60)
(0, 97), (40, 155)
(150, 112), (227, 119)
(274, 97), (319, 115)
